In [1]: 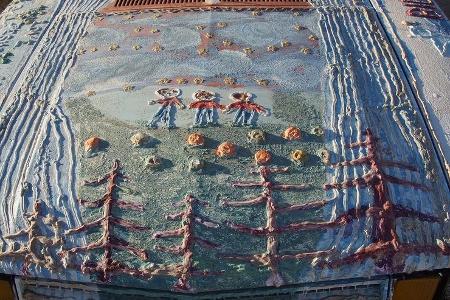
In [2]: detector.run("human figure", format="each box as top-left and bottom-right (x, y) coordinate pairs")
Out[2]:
(148, 88), (185, 129)
(188, 90), (224, 127)
(225, 92), (269, 127)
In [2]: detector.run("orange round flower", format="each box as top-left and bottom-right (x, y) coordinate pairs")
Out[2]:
(282, 126), (301, 141)
(84, 136), (102, 152)
(216, 141), (236, 158)
(254, 149), (272, 165)
(187, 132), (205, 147)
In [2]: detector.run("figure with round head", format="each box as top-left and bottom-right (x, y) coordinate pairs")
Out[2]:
(188, 90), (224, 127)
(148, 88), (185, 129)
(226, 92), (269, 127)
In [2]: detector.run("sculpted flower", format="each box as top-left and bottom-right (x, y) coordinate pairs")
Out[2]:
(319, 148), (330, 165)
(217, 22), (227, 28)
(256, 79), (269, 86)
(84, 136), (102, 153)
(243, 48), (254, 55)
(193, 77), (204, 84)
(291, 149), (307, 164)
(301, 47), (312, 54)
(188, 157), (206, 172)
(152, 43), (163, 52)
(176, 78), (187, 84)
(187, 133), (205, 147)
(130, 132), (151, 148)
(280, 40), (290, 47)
(267, 45), (278, 52)
(294, 24), (305, 31)
(222, 40), (233, 46)
(224, 77), (236, 85)
(109, 43), (119, 51)
(123, 84), (135, 92)
(254, 149), (272, 165)
(157, 78), (171, 84)
(197, 48), (208, 55)
(308, 34), (318, 41)
(282, 126), (301, 141)
(247, 129), (266, 144)
(216, 141), (236, 158)
(144, 155), (162, 169)
(311, 126), (324, 136)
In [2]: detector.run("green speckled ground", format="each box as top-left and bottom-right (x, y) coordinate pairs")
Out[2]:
(66, 88), (327, 291)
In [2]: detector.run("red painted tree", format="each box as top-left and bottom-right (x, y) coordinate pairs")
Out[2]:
(61, 160), (149, 282)
(0, 200), (64, 275)
(323, 128), (448, 271)
(152, 194), (220, 292)
(221, 166), (335, 287)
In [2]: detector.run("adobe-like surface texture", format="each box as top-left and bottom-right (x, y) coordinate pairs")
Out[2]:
(0, 0), (449, 297)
